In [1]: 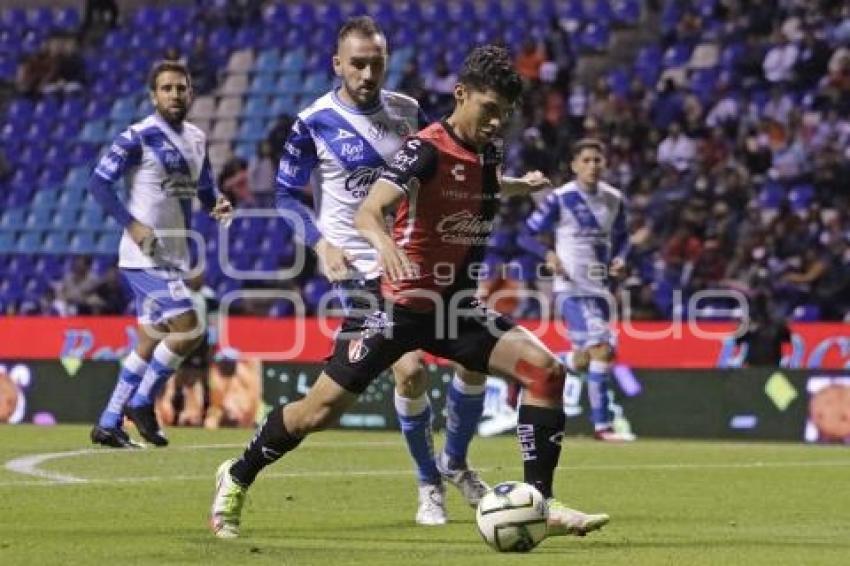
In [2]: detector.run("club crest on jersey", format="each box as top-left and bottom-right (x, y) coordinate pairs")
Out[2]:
(348, 337), (369, 363)
(368, 122), (388, 140)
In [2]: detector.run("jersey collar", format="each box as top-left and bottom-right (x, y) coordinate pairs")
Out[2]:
(332, 87), (384, 115)
(440, 119), (479, 155)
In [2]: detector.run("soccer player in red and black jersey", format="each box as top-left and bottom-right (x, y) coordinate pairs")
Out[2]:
(211, 46), (610, 540)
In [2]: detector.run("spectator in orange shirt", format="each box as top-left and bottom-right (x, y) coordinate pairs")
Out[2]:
(515, 39), (545, 82)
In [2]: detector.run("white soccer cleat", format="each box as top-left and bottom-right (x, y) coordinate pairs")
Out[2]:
(546, 499), (610, 537)
(436, 452), (490, 507)
(416, 483), (448, 526)
(210, 458), (247, 539)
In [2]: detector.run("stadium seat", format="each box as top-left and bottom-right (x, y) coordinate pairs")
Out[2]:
(69, 231), (96, 254)
(215, 96), (244, 120)
(79, 120), (108, 143)
(42, 231), (68, 254)
(65, 166), (92, 192)
(579, 23), (611, 52)
(613, 0), (641, 26)
(255, 50), (281, 74)
(16, 230), (44, 253)
(110, 97), (137, 122)
(208, 142), (233, 174)
(249, 73), (277, 95)
(188, 96), (216, 121)
(236, 119), (266, 143)
(586, 0), (615, 25)
(280, 49), (306, 73)
(226, 49), (255, 75)
(220, 74), (249, 97)
(210, 119), (238, 144)
(663, 43), (693, 68)
(0, 208), (26, 230)
(242, 96), (270, 119)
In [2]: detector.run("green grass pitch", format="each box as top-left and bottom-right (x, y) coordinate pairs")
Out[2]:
(0, 425), (848, 565)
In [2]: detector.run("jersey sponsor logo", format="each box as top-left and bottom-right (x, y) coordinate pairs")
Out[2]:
(161, 173), (198, 197)
(279, 160), (300, 179)
(435, 210), (494, 245)
(344, 166), (383, 198)
(450, 163), (466, 181)
(333, 128), (356, 141)
(390, 139), (421, 172)
(339, 140), (365, 162)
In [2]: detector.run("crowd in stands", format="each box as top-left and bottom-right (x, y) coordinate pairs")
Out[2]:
(1, 0), (849, 323)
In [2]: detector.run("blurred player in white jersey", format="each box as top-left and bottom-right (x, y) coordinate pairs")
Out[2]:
(89, 61), (232, 448)
(270, 16), (489, 524)
(519, 138), (634, 441)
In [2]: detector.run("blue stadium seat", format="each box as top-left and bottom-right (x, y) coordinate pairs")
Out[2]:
(79, 120), (107, 143)
(32, 186), (62, 210)
(250, 73), (278, 95)
(25, 208), (52, 229)
(275, 74), (301, 95)
(80, 207), (104, 226)
(792, 304), (820, 321)
(586, 0), (615, 25)
(300, 73), (332, 97)
(233, 142), (256, 161)
(579, 23), (611, 52)
(16, 230), (44, 253)
(789, 184), (814, 211)
(255, 50), (280, 74)
(558, 0), (585, 21)
(2, 8), (26, 29)
(69, 231), (96, 254)
(270, 95), (298, 117)
(613, 0), (642, 26)
(55, 6), (81, 31)
(43, 231), (68, 254)
(95, 232), (121, 255)
(132, 6), (159, 30)
(0, 231), (14, 253)
(758, 181), (785, 210)
(110, 97), (137, 122)
(243, 96), (271, 118)
(663, 43), (693, 68)
(0, 208), (26, 230)
(55, 206), (80, 228)
(237, 119), (267, 143)
(66, 166), (92, 191)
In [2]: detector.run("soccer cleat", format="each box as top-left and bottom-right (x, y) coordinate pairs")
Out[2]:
(546, 499), (610, 537)
(125, 404), (169, 447)
(90, 425), (143, 449)
(593, 426), (636, 442)
(211, 458), (248, 539)
(415, 483), (448, 526)
(436, 452), (490, 507)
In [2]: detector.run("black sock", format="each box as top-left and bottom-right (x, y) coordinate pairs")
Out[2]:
(516, 404), (565, 499)
(230, 405), (302, 487)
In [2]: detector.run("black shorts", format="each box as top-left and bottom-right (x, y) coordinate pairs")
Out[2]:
(182, 333), (210, 372)
(325, 295), (515, 395)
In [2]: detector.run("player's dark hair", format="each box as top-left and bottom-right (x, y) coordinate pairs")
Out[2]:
(458, 45), (523, 104)
(148, 60), (191, 92)
(337, 15), (384, 49)
(571, 138), (607, 159)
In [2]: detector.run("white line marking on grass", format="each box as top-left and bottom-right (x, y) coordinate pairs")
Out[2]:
(3, 443), (850, 488)
(2, 440), (403, 485)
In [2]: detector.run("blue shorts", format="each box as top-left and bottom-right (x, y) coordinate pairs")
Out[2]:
(556, 293), (615, 349)
(122, 268), (194, 326)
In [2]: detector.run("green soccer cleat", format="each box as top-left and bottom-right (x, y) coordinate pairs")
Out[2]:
(545, 499), (610, 537)
(210, 458), (247, 539)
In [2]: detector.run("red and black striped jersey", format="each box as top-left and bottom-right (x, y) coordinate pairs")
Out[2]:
(379, 121), (503, 311)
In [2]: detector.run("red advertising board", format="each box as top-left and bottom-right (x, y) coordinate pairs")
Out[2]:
(1, 317), (848, 368)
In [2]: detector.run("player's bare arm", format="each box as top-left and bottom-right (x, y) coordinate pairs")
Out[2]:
(499, 170), (552, 197)
(354, 179), (415, 282)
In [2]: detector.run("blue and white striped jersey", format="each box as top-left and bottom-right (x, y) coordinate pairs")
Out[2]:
(524, 181), (628, 293)
(92, 114), (215, 271)
(276, 89), (424, 278)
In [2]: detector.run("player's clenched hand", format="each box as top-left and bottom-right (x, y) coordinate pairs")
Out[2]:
(520, 170), (552, 193)
(377, 240), (416, 282)
(315, 238), (353, 282)
(211, 195), (233, 227)
(545, 250), (567, 277)
(128, 220), (158, 257)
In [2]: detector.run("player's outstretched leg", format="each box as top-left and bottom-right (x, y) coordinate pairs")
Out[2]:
(391, 353), (447, 525)
(211, 373), (357, 538)
(488, 326), (610, 537)
(436, 367), (490, 507)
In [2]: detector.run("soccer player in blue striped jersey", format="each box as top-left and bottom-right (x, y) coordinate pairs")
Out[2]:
(89, 61), (232, 449)
(518, 138), (634, 441)
(233, 16), (489, 526)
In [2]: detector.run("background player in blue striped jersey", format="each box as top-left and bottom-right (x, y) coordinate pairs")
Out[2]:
(273, 16), (489, 525)
(89, 61), (232, 448)
(519, 138), (634, 441)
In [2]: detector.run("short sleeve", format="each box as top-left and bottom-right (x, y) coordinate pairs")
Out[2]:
(380, 137), (438, 194)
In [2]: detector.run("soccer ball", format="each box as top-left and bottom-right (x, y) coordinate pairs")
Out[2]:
(476, 481), (549, 552)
